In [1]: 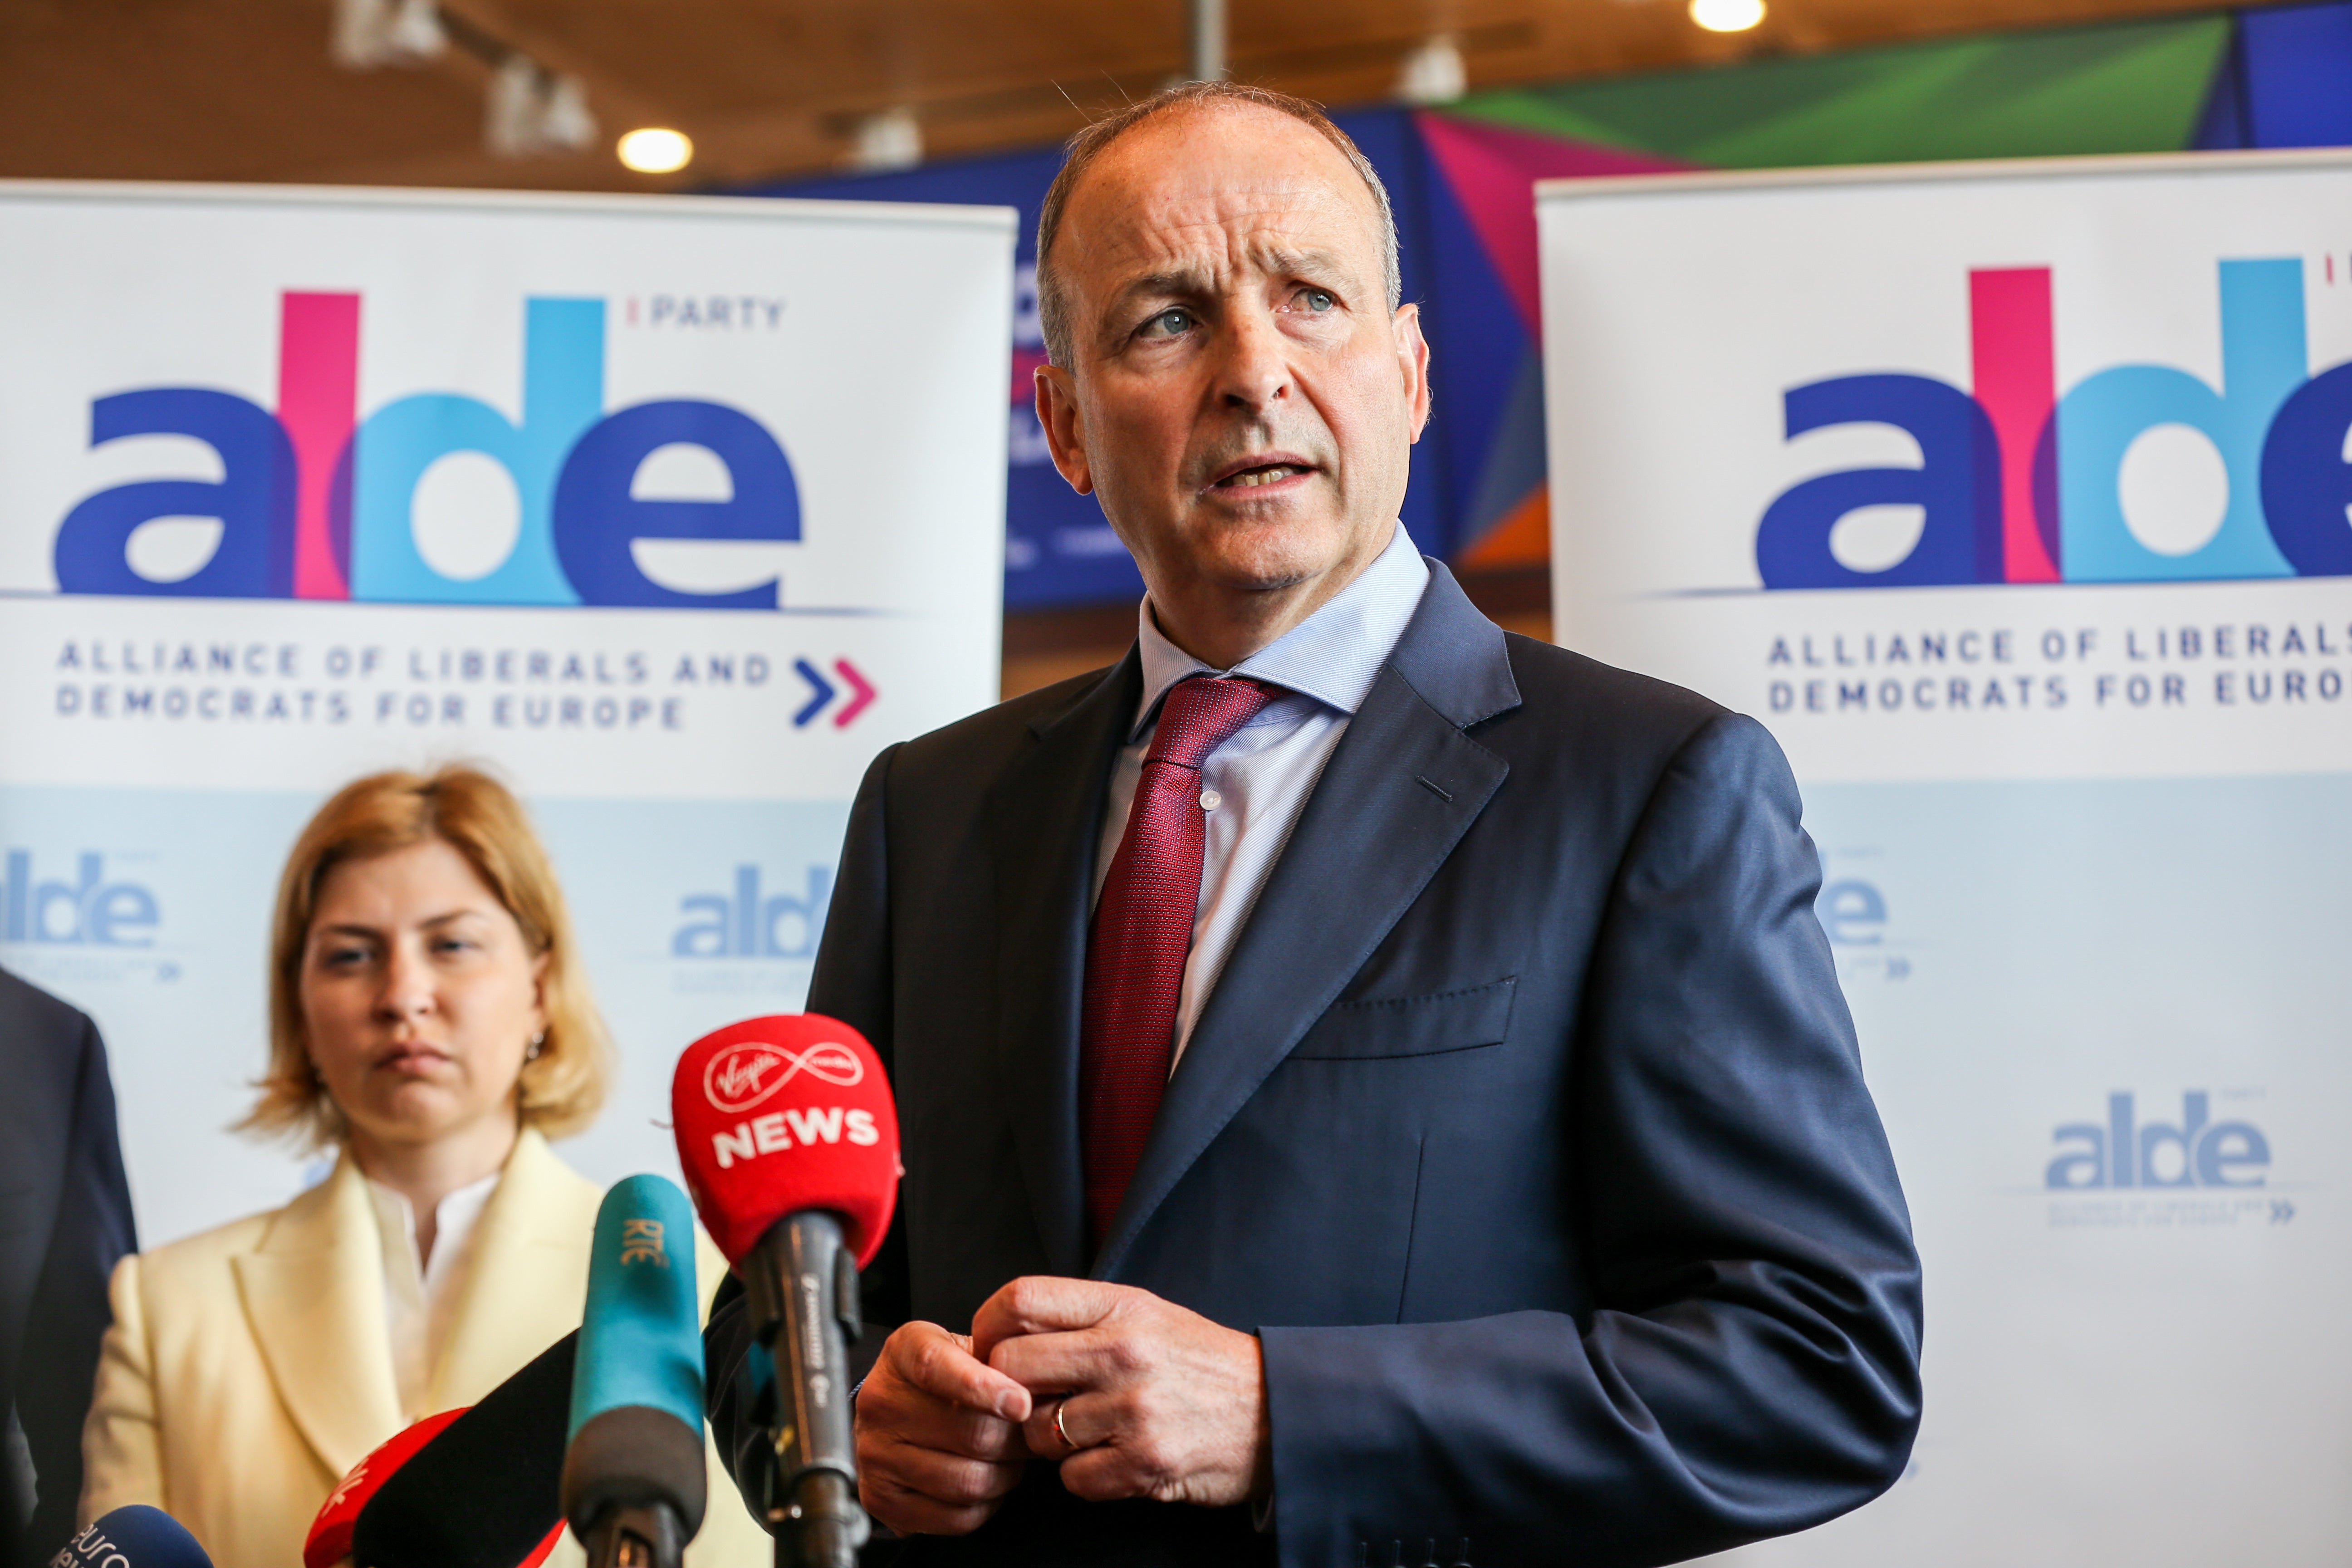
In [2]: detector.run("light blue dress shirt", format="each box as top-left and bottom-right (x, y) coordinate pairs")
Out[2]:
(1092, 522), (1431, 1068)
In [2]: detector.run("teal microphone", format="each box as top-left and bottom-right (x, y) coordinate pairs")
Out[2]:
(563, 1175), (706, 1568)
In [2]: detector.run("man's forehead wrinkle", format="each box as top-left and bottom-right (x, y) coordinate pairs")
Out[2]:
(1102, 223), (1357, 284)
(1086, 199), (1374, 304)
(1087, 183), (1357, 261)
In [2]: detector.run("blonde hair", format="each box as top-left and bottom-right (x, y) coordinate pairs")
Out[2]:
(241, 764), (610, 1150)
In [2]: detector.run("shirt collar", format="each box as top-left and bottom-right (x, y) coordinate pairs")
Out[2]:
(1131, 522), (1430, 737)
(366, 1166), (502, 1291)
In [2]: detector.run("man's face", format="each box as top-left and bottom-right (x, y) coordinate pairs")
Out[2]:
(1036, 103), (1430, 614)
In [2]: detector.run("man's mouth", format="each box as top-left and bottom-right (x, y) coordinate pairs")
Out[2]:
(1208, 456), (1315, 490)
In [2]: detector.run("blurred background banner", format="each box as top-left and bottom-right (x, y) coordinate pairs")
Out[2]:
(0, 183), (1011, 1245)
(1541, 151), (2352, 1563)
(744, 109), (1669, 609)
(745, 3), (2352, 619)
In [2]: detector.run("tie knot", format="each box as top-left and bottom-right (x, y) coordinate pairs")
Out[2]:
(1144, 676), (1279, 770)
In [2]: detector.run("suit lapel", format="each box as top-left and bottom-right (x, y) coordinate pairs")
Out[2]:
(232, 1157), (403, 1479)
(980, 651), (1142, 1279)
(430, 1128), (599, 1409)
(1094, 565), (1519, 1279)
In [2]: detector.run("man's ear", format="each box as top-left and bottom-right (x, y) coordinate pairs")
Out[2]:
(1393, 302), (1432, 444)
(1034, 364), (1095, 495)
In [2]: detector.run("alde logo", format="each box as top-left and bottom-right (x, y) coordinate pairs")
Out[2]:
(0, 850), (158, 947)
(57, 291), (800, 610)
(2046, 1091), (2272, 1189)
(1760, 259), (2352, 589)
(673, 864), (832, 958)
(702, 1038), (865, 1115)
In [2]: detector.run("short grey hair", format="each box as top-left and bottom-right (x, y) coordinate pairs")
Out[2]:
(1034, 81), (1403, 369)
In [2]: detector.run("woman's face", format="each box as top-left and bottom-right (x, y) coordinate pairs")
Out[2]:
(300, 837), (547, 1155)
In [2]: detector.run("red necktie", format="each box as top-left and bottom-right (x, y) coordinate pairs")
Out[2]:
(1080, 674), (1278, 1246)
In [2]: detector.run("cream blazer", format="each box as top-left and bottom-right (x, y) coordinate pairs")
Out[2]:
(80, 1129), (771, 1568)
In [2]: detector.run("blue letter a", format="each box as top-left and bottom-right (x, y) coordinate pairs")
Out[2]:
(54, 390), (295, 598)
(1755, 375), (2000, 589)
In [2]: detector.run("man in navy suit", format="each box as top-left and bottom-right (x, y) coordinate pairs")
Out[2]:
(710, 79), (1921, 1567)
(0, 967), (135, 1568)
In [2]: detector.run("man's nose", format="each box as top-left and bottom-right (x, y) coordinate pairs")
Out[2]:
(1213, 304), (1293, 412)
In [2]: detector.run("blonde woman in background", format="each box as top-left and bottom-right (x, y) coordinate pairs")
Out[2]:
(78, 766), (767, 1567)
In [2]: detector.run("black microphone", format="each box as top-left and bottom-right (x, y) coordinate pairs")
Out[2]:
(672, 1017), (900, 1568)
(349, 1333), (575, 1568)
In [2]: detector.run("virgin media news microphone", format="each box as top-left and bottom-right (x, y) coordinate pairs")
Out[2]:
(563, 1175), (708, 1568)
(51, 1507), (211, 1568)
(672, 1015), (899, 1568)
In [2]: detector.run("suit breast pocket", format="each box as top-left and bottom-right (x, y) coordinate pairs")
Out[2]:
(1289, 976), (1517, 1061)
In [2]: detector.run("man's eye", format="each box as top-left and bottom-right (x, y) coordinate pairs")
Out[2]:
(1143, 308), (1194, 337)
(1302, 289), (1336, 313)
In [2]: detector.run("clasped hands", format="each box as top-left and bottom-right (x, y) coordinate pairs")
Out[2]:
(854, 1278), (1271, 1536)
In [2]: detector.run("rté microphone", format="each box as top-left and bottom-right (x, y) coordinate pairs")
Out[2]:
(562, 1174), (709, 1568)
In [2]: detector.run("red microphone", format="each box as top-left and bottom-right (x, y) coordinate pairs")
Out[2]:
(308, 1333), (578, 1568)
(305, 1411), (465, 1568)
(673, 1014), (898, 1267)
(673, 1014), (899, 1568)
(304, 1408), (561, 1568)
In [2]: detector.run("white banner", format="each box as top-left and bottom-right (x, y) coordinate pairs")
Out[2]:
(0, 182), (1013, 1245)
(1541, 151), (2352, 1564)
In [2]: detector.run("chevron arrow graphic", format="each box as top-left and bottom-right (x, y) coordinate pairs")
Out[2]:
(791, 658), (835, 727)
(832, 659), (876, 727)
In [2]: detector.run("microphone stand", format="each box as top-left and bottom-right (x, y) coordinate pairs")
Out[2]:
(578, 1502), (687, 1568)
(742, 1213), (870, 1568)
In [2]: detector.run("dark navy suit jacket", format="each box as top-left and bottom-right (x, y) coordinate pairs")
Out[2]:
(710, 563), (1922, 1567)
(0, 967), (136, 1568)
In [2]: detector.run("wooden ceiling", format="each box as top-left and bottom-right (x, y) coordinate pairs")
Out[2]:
(3, 0), (2240, 193)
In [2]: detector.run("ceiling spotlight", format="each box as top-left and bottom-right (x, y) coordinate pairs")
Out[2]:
(539, 76), (598, 151)
(852, 108), (923, 172)
(619, 127), (694, 174)
(1397, 35), (1468, 106)
(1690, 0), (1766, 30)
(332, 0), (445, 69)
(486, 58), (598, 157)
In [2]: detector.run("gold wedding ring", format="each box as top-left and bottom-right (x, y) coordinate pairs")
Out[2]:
(1052, 1399), (1081, 1452)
